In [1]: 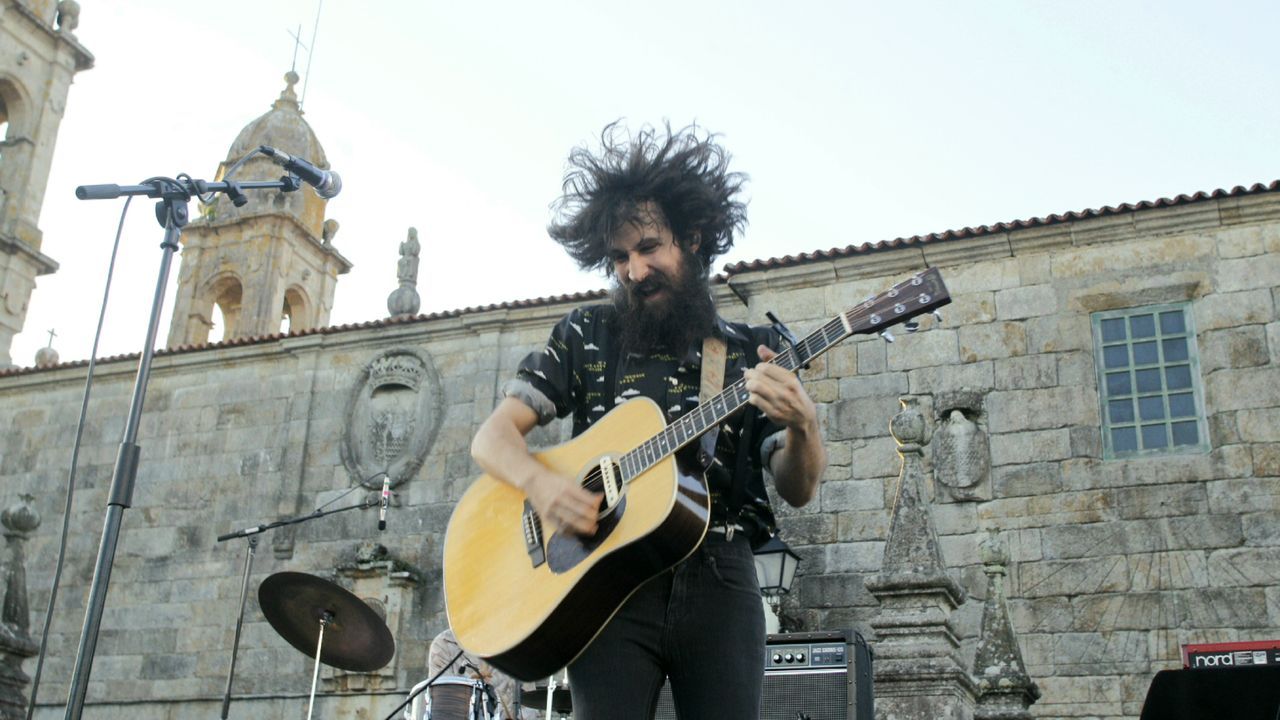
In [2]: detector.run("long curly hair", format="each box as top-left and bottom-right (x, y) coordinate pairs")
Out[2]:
(548, 122), (748, 275)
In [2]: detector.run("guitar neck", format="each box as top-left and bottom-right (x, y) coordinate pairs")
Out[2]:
(616, 267), (949, 483)
(615, 317), (848, 483)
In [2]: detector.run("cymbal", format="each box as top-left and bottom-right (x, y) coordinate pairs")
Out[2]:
(258, 571), (395, 672)
(521, 685), (573, 713)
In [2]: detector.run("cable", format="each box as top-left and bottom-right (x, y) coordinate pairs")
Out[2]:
(379, 648), (465, 720)
(25, 195), (135, 720)
(313, 472), (386, 513)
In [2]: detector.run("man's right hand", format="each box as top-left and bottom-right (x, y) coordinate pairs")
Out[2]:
(472, 397), (603, 536)
(524, 469), (602, 536)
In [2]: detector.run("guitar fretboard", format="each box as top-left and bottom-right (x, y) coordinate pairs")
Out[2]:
(615, 316), (847, 482)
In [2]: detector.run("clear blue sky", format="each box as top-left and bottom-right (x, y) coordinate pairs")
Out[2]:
(13, 0), (1279, 365)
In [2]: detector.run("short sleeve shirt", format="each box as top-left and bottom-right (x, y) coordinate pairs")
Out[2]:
(502, 304), (784, 524)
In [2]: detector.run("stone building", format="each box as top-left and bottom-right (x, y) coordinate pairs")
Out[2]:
(165, 71), (351, 349)
(2, 173), (1276, 718)
(0, 0), (93, 368)
(1, 12), (1278, 716)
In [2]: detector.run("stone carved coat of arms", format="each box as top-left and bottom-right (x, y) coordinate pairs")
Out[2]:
(341, 349), (443, 489)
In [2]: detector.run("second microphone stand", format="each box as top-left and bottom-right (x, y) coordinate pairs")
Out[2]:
(215, 498), (375, 719)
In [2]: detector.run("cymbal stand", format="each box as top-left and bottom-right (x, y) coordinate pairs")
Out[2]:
(307, 611), (334, 720)
(215, 498), (376, 719)
(546, 669), (568, 720)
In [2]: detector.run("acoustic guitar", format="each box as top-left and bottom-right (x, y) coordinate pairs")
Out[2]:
(443, 268), (951, 681)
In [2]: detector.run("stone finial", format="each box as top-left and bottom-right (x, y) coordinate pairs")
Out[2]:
(874, 397), (960, 586)
(1, 496), (39, 539)
(34, 329), (58, 369)
(973, 530), (1041, 720)
(1, 495), (39, 633)
(889, 395), (929, 449)
(322, 219), (340, 245)
(865, 397), (975, 719)
(979, 528), (1008, 567)
(387, 228), (422, 318)
(274, 71), (302, 111)
(55, 0), (80, 32)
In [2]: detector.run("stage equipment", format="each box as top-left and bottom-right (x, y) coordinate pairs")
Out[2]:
(1140, 665), (1280, 719)
(215, 486), (381, 718)
(404, 676), (494, 720)
(63, 166), (306, 720)
(654, 630), (874, 720)
(1182, 639), (1280, 669)
(261, 144), (342, 198)
(259, 571), (395, 720)
(521, 683), (573, 716)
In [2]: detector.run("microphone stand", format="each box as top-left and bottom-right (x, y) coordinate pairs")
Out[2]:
(215, 500), (376, 719)
(64, 174), (302, 720)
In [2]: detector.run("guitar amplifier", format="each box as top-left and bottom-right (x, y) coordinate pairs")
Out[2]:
(655, 630), (873, 720)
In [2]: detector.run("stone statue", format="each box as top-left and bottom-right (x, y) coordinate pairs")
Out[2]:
(56, 0), (81, 32)
(397, 228), (420, 285)
(387, 228), (422, 317)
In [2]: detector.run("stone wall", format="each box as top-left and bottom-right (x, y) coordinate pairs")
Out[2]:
(0, 190), (1277, 718)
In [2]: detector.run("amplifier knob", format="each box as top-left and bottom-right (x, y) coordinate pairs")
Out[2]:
(797, 652), (806, 663)
(784, 653), (794, 662)
(772, 653), (782, 664)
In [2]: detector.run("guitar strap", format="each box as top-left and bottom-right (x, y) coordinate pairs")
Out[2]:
(728, 328), (763, 521)
(699, 336), (727, 403)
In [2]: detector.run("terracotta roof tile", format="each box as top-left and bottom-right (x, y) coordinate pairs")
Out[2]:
(4, 180), (1276, 377)
(721, 180), (1280, 273)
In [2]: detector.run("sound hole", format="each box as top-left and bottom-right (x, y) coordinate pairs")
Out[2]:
(545, 461), (624, 573)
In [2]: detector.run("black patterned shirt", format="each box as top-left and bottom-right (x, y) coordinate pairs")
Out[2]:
(502, 304), (785, 529)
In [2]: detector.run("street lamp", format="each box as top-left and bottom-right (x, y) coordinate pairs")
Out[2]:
(754, 534), (801, 618)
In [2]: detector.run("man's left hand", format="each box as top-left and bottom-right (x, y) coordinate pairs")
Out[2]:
(743, 345), (819, 432)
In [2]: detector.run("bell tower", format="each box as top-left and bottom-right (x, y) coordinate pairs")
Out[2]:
(0, 0), (93, 366)
(166, 71), (351, 348)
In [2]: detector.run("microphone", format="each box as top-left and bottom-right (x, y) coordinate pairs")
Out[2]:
(259, 145), (342, 199)
(378, 475), (391, 531)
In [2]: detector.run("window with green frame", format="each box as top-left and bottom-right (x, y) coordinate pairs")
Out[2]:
(1091, 303), (1209, 459)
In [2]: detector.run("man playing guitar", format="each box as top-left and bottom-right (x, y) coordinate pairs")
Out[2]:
(470, 122), (827, 719)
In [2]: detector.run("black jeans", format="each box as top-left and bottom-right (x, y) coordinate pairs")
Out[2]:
(567, 532), (766, 719)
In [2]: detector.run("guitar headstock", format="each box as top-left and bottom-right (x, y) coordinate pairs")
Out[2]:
(843, 267), (951, 337)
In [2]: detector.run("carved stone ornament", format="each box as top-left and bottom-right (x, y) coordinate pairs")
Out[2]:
(341, 349), (443, 490)
(933, 409), (990, 492)
(320, 542), (422, 694)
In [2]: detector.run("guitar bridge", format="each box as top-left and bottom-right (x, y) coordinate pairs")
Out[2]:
(522, 500), (546, 568)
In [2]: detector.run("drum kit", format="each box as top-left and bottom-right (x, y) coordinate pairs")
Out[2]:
(255, 571), (573, 720)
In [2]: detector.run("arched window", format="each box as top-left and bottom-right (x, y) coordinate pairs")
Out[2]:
(281, 286), (308, 334)
(206, 276), (243, 343)
(0, 94), (10, 180)
(0, 94), (9, 148)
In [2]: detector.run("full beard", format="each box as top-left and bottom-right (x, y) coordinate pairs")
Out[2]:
(611, 257), (717, 357)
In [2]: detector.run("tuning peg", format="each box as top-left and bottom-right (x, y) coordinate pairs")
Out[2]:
(904, 320), (920, 333)
(880, 330), (896, 343)
(932, 311), (944, 324)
